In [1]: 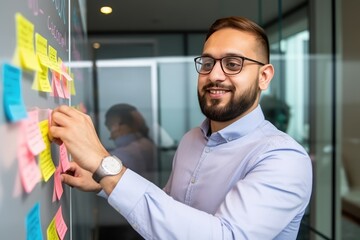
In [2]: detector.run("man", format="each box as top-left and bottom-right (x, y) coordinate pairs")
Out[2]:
(50, 16), (312, 239)
(105, 103), (157, 182)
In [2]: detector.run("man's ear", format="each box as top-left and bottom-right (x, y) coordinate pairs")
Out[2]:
(259, 64), (274, 90)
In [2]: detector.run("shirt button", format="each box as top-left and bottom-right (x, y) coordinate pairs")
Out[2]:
(191, 177), (196, 184)
(205, 147), (210, 153)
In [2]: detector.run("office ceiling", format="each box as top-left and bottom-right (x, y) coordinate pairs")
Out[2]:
(86, 0), (307, 34)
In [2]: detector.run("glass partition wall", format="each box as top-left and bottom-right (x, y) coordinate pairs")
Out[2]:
(88, 0), (360, 239)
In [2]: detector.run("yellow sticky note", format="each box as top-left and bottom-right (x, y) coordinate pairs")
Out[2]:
(12, 48), (21, 66)
(31, 72), (40, 91)
(36, 33), (52, 68)
(15, 13), (41, 71)
(39, 147), (55, 182)
(33, 64), (52, 92)
(20, 48), (42, 72)
(47, 218), (60, 240)
(39, 120), (55, 182)
(48, 45), (61, 73)
(35, 33), (47, 55)
(70, 73), (76, 95)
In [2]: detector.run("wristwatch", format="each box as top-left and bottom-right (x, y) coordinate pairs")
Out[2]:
(92, 155), (123, 183)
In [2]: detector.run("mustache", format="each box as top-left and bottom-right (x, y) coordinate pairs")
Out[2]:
(202, 82), (235, 91)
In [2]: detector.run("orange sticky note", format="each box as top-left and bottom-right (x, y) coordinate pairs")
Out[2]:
(55, 206), (67, 240)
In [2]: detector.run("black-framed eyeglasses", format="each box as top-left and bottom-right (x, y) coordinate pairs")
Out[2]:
(194, 56), (266, 75)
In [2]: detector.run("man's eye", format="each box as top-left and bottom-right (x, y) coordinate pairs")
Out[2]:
(203, 62), (213, 70)
(224, 59), (242, 70)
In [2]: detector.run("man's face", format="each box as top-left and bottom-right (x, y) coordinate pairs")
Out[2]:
(197, 28), (263, 122)
(105, 118), (121, 140)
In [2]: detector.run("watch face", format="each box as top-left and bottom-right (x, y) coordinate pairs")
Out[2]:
(102, 156), (122, 174)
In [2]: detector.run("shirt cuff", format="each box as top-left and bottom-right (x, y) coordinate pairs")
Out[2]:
(97, 189), (108, 199)
(108, 169), (152, 217)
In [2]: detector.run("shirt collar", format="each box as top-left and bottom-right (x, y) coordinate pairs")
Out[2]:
(200, 105), (265, 146)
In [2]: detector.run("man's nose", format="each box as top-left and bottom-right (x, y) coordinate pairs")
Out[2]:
(208, 61), (226, 82)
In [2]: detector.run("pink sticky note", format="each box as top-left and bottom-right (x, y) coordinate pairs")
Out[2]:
(24, 110), (46, 155)
(55, 206), (68, 240)
(59, 144), (70, 172)
(17, 131), (41, 193)
(53, 166), (63, 201)
(61, 63), (73, 81)
(79, 102), (87, 113)
(50, 71), (65, 98)
(48, 109), (52, 125)
(52, 183), (56, 202)
(12, 171), (23, 198)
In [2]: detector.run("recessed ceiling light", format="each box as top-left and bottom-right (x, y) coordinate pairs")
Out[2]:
(93, 42), (101, 49)
(100, 6), (112, 15)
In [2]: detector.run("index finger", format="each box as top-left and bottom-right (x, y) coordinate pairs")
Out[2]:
(53, 105), (81, 118)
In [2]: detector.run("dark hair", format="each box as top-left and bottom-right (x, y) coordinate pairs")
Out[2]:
(205, 16), (270, 63)
(105, 104), (137, 127)
(105, 103), (150, 138)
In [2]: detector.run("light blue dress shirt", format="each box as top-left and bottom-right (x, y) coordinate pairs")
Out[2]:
(104, 105), (313, 240)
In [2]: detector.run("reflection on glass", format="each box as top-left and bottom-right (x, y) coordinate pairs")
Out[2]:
(105, 103), (158, 183)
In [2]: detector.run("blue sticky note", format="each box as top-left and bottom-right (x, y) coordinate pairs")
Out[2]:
(26, 202), (43, 240)
(2, 63), (28, 122)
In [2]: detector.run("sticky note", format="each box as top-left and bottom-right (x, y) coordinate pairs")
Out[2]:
(61, 78), (70, 99)
(59, 144), (70, 172)
(50, 71), (65, 98)
(26, 203), (43, 240)
(15, 13), (41, 71)
(61, 63), (72, 81)
(47, 218), (60, 240)
(39, 120), (55, 182)
(69, 75), (76, 96)
(2, 63), (28, 122)
(59, 61), (70, 99)
(55, 206), (67, 240)
(18, 125), (41, 193)
(48, 45), (61, 73)
(32, 64), (52, 92)
(53, 166), (63, 202)
(35, 33), (52, 68)
(78, 102), (87, 113)
(24, 110), (46, 155)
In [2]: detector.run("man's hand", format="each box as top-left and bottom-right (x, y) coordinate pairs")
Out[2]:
(49, 105), (109, 173)
(61, 162), (102, 192)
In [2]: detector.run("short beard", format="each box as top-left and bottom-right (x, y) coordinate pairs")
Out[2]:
(198, 82), (259, 122)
